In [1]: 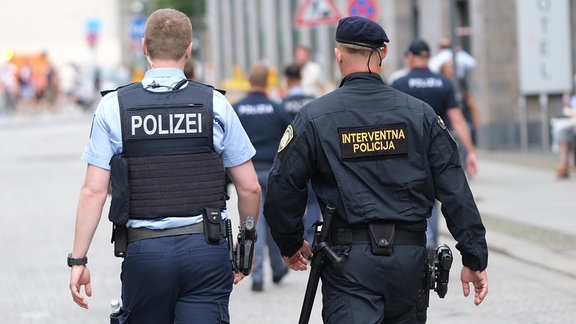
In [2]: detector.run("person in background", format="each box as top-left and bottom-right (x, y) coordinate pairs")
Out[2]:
(555, 123), (576, 179)
(184, 58), (195, 80)
(294, 44), (327, 97)
(428, 36), (476, 81)
(281, 63), (320, 244)
(233, 62), (291, 292)
(68, 8), (261, 322)
(392, 38), (479, 256)
(439, 59), (480, 151)
(264, 17), (488, 323)
(555, 83), (576, 179)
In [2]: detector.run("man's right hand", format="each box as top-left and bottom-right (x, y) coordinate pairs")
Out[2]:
(465, 151), (478, 178)
(69, 265), (92, 309)
(460, 266), (488, 306)
(283, 240), (312, 271)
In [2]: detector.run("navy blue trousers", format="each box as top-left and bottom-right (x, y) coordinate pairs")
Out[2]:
(116, 233), (234, 323)
(321, 244), (428, 324)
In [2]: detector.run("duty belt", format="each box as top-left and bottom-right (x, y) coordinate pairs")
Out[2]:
(330, 227), (426, 246)
(127, 222), (226, 243)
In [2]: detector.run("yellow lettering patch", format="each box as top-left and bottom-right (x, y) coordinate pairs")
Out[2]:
(338, 123), (408, 159)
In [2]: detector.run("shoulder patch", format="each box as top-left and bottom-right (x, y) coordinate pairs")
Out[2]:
(277, 125), (294, 153)
(437, 116), (447, 130)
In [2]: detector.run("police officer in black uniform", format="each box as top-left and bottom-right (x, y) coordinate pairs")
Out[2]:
(263, 16), (488, 323)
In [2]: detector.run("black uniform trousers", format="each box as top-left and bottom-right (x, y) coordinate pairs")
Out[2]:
(321, 244), (428, 324)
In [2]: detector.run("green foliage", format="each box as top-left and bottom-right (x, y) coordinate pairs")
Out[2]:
(148, 0), (206, 18)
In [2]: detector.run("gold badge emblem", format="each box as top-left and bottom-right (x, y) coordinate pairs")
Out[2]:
(277, 125), (294, 153)
(437, 116), (447, 130)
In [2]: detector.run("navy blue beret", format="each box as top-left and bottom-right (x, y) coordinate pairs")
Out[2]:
(406, 38), (430, 56)
(335, 16), (389, 48)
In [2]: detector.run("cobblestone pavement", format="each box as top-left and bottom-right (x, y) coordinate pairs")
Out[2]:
(0, 111), (574, 323)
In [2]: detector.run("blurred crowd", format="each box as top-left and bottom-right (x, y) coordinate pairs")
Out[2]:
(0, 51), (130, 117)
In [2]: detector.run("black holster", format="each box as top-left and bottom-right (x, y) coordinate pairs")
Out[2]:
(111, 224), (127, 258)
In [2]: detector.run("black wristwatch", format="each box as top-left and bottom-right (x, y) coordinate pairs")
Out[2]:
(67, 253), (88, 267)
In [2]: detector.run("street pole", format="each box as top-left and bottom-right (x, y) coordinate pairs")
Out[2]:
(449, 0), (460, 97)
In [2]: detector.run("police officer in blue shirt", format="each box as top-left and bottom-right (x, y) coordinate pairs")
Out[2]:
(233, 62), (290, 292)
(264, 16), (488, 323)
(68, 8), (261, 323)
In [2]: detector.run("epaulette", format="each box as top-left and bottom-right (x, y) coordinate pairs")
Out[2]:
(100, 82), (140, 97)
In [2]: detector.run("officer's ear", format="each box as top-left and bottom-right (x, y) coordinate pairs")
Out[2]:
(334, 47), (343, 65)
(185, 42), (193, 60)
(141, 38), (148, 56)
(381, 45), (388, 60)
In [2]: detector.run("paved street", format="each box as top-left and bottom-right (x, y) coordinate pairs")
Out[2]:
(0, 110), (575, 323)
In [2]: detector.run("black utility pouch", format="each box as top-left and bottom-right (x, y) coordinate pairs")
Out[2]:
(203, 208), (222, 244)
(108, 153), (130, 225)
(368, 222), (395, 256)
(112, 224), (127, 258)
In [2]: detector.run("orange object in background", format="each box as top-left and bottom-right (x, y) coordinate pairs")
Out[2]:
(9, 52), (52, 94)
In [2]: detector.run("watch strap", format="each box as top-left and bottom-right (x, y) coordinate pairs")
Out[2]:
(67, 253), (88, 267)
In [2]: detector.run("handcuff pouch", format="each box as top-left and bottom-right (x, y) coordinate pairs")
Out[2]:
(203, 208), (222, 244)
(368, 222), (395, 256)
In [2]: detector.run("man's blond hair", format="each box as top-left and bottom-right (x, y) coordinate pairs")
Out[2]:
(248, 62), (269, 88)
(145, 8), (192, 61)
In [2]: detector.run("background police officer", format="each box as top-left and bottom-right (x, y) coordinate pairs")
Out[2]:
(281, 63), (320, 245)
(391, 38), (478, 177)
(263, 16), (488, 323)
(68, 8), (261, 323)
(391, 38), (478, 258)
(233, 62), (290, 292)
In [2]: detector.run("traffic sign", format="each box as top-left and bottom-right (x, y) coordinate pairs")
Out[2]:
(294, 0), (342, 27)
(86, 18), (102, 48)
(131, 16), (146, 40)
(347, 0), (378, 20)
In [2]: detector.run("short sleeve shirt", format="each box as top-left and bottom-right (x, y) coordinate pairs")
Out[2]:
(391, 67), (458, 123)
(81, 67), (255, 228)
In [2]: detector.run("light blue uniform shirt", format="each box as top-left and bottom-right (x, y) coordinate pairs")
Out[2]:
(81, 68), (255, 229)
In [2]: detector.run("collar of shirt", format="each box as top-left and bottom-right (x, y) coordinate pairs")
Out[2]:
(286, 87), (306, 96)
(141, 67), (186, 91)
(339, 72), (384, 87)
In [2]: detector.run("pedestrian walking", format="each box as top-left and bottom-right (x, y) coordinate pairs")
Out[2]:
(294, 44), (328, 97)
(391, 38), (479, 254)
(233, 62), (290, 292)
(281, 63), (320, 244)
(68, 8), (261, 323)
(263, 16), (488, 323)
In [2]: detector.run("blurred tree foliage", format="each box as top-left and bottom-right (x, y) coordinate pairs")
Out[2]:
(149, 0), (206, 19)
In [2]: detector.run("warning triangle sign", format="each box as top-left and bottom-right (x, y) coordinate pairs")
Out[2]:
(294, 0), (342, 27)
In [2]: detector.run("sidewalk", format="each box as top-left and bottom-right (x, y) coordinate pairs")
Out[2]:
(459, 149), (576, 277)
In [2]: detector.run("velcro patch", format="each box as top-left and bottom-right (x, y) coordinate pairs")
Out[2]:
(125, 106), (209, 140)
(339, 123), (408, 160)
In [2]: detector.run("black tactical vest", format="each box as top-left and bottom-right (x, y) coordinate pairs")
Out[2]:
(113, 81), (226, 220)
